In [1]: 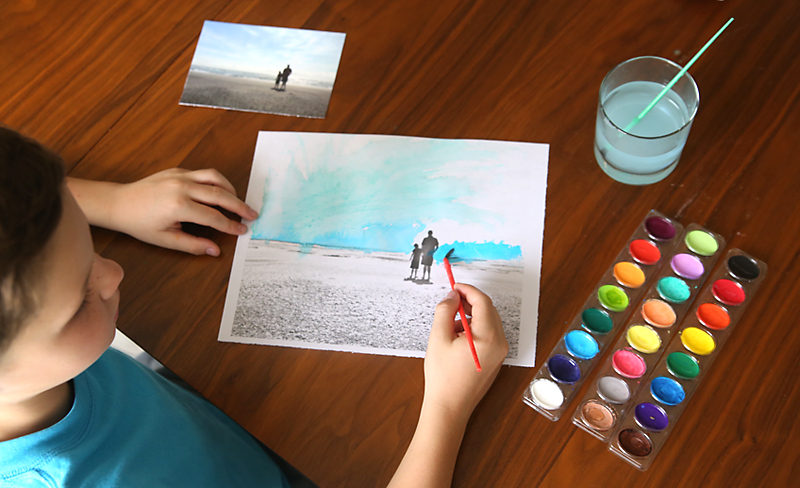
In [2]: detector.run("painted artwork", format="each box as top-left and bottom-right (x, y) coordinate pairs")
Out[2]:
(219, 132), (549, 366)
(180, 21), (345, 118)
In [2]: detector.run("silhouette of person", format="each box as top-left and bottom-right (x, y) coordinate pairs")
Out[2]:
(280, 65), (292, 91)
(407, 243), (422, 280)
(274, 71), (282, 88)
(420, 230), (439, 281)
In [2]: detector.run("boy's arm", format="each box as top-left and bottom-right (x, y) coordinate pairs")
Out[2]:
(388, 284), (509, 488)
(67, 168), (258, 257)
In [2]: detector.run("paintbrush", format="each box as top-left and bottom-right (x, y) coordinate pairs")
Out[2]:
(443, 248), (482, 372)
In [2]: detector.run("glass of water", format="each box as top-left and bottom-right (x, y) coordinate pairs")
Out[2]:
(594, 56), (699, 185)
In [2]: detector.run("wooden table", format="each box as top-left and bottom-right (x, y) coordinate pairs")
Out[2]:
(4, 0), (799, 486)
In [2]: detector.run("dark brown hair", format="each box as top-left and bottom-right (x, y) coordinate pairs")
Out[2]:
(0, 127), (65, 351)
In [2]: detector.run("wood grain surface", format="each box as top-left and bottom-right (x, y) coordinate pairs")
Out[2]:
(3, 0), (799, 486)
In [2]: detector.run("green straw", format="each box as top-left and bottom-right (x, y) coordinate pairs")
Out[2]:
(623, 17), (734, 133)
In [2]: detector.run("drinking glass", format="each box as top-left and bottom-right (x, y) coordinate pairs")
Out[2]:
(594, 56), (699, 185)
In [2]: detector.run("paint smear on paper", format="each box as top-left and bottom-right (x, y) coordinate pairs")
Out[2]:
(435, 241), (522, 263)
(251, 137), (531, 261)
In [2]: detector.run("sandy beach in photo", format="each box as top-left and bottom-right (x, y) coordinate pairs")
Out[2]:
(180, 71), (332, 118)
(230, 240), (523, 358)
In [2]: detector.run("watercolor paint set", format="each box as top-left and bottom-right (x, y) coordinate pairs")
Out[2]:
(523, 211), (684, 421)
(607, 249), (766, 470)
(571, 224), (725, 441)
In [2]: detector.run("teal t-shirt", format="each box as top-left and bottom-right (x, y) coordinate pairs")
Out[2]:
(0, 348), (289, 487)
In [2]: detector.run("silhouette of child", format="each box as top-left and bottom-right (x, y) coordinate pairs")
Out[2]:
(408, 244), (422, 279)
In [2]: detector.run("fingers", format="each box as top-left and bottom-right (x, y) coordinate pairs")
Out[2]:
(185, 168), (238, 197)
(430, 290), (461, 342)
(452, 283), (506, 365)
(454, 283), (500, 329)
(168, 168), (257, 221)
(453, 316), (470, 333)
(459, 296), (473, 318)
(187, 182), (259, 221)
(153, 229), (221, 256)
(178, 200), (249, 237)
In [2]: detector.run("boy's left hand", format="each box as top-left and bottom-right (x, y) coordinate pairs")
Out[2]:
(69, 168), (258, 256)
(114, 168), (259, 256)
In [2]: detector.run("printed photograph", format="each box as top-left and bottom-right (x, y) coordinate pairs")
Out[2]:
(220, 132), (549, 366)
(180, 21), (346, 118)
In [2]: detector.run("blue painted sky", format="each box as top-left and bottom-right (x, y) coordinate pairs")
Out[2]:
(191, 21), (345, 86)
(250, 134), (538, 261)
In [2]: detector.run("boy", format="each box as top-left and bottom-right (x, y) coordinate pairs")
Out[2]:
(0, 127), (508, 487)
(407, 243), (422, 280)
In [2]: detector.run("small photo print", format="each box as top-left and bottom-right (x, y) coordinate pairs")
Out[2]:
(180, 21), (346, 118)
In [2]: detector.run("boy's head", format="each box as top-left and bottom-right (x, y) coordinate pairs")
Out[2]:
(0, 127), (65, 351)
(0, 127), (123, 403)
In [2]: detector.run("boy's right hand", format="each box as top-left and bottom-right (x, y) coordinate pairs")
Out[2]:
(388, 284), (508, 488)
(422, 283), (509, 424)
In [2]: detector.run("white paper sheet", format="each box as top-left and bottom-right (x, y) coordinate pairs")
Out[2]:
(219, 132), (548, 366)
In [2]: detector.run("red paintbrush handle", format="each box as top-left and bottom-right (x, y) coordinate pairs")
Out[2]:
(444, 258), (457, 288)
(458, 301), (482, 372)
(444, 258), (482, 372)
